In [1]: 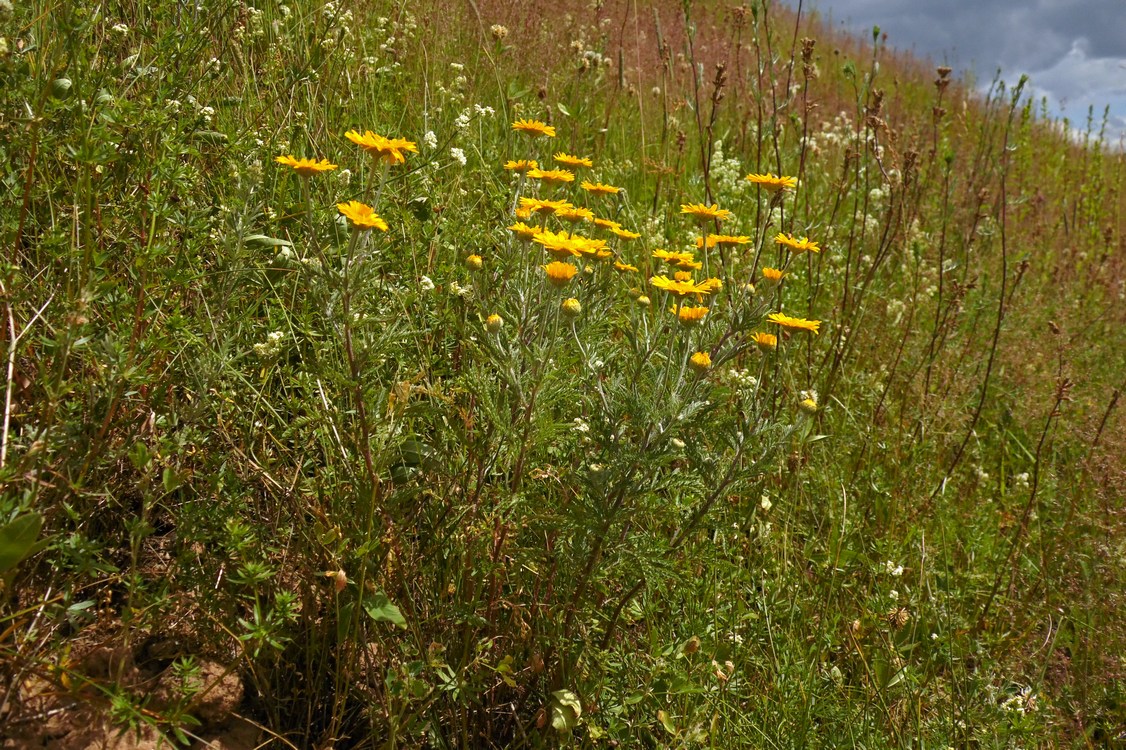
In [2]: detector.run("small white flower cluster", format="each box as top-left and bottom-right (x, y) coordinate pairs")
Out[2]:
(111, 22), (129, 35)
(884, 560), (904, 577)
(253, 331), (285, 359)
(448, 280), (472, 298)
(725, 368), (759, 392)
(998, 685), (1038, 715)
(419, 276), (435, 292)
(885, 298), (906, 325)
(709, 140), (748, 197)
(450, 147), (466, 166)
(422, 130), (438, 149)
(1012, 472), (1030, 489)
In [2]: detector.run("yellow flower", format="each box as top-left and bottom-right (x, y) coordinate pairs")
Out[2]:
(345, 130), (418, 165)
(534, 230), (609, 259)
(774, 232), (821, 253)
(636, 295), (651, 307)
(746, 173), (798, 192)
(593, 217), (622, 230)
(512, 118), (556, 138)
(696, 234), (751, 249)
(534, 229), (583, 259)
(752, 332), (777, 351)
(527, 167), (576, 185)
(519, 197), (573, 216)
(581, 181), (622, 195)
(514, 207), (533, 220)
(677, 305), (709, 327)
(761, 267), (786, 281)
(504, 159), (539, 173)
(689, 351), (712, 373)
(554, 152), (593, 168)
(557, 206), (595, 223)
(674, 270), (693, 282)
(507, 221), (543, 241)
(698, 277), (723, 293)
(767, 312), (821, 334)
(486, 314), (504, 333)
(561, 297), (582, 318)
(649, 275), (718, 298)
(543, 261), (579, 287)
(465, 254), (483, 270)
(337, 200), (388, 231)
(275, 155), (338, 176)
(681, 203), (733, 223)
(610, 226), (641, 240)
(614, 261), (638, 273)
(799, 397), (819, 413)
(653, 249), (701, 270)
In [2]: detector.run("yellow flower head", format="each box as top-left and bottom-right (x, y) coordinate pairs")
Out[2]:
(534, 229), (583, 259)
(767, 312), (821, 334)
(681, 203), (733, 223)
(582, 181), (622, 195)
(674, 270), (693, 282)
(561, 297), (582, 318)
(689, 351), (712, 374)
(593, 217), (622, 230)
(527, 167), (576, 185)
(486, 314), (504, 333)
(610, 225), (641, 240)
(504, 159), (539, 173)
(337, 200), (388, 231)
(512, 118), (556, 138)
(696, 234), (752, 249)
(543, 261), (579, 287)
(557, 206), (595, 223)
(519, 197), (573, 216)
(649, 275), (720, 299)
(653, 249), (701, 270)
(636, 295), (651, 307)
(275, 155), (338, 176)
(345, 130), (418, 165)
(465, 254), (483, 270)
(752, 332), (778, 351)
(761, 267), (786, 282)
(677, 305), (709, 327)
(774, 232), (821, 253)
(614, 261), (639, 273)
(554, 152), (593, 169)
(746, 173), (798, 192)
(514, 207), (533, 220)
(507, 221), (543, 241)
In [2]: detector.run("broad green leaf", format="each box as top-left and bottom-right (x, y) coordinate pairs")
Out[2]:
(0, 513), (46, 574)
(244, 234), (293, 248)
(363, 592), (407, 628)
(550, 689), (582, 732)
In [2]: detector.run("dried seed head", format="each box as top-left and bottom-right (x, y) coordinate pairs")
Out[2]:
(886, 606), (911, 630)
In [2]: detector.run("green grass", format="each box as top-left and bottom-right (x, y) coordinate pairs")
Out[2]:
(1, 0), (1124, 747)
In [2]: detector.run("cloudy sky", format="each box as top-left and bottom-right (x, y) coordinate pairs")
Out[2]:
(785, 0), (1126, 144)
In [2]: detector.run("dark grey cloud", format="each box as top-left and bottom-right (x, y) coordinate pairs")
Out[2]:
(786, 0), (1126, 142)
